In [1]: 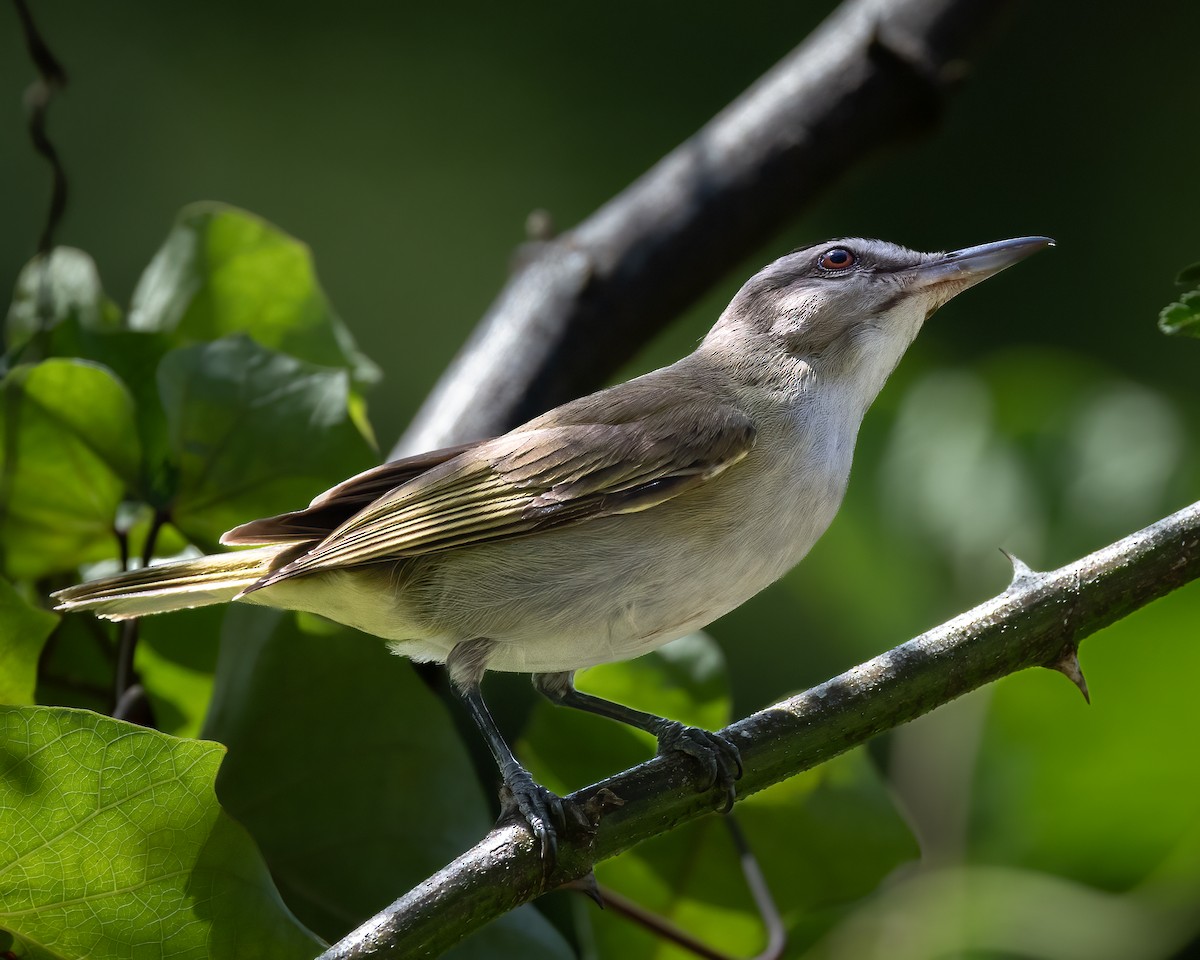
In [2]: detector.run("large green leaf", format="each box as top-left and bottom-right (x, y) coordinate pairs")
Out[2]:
(0, 705), (322, 959)
(203, 607), (572, 958)
(128, 202), (379, 386)
(158, 336), (375, 546)
(0, 359), (141, 579)
(0, 578), (58, 705)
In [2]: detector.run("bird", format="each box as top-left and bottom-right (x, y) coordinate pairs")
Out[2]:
(54, 235), (1051, 862)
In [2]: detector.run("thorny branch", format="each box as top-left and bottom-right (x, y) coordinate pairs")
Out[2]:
(321, 499), (1200, 959)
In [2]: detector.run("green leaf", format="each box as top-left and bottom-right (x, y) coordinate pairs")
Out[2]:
(0, 705), (322, 959)
(0, 359), (141, 579)
(41, 322), (178, 504)
(1158, 289), (1200, 338)
(0, 578), (58, 705)
(128, 202), (379, 386)
(203, 607), (572, 958)
(5, 248), (121, 358)
(158, 336), (375, 547)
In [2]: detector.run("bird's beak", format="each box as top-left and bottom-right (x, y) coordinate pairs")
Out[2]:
(909, 236), (1054, 294)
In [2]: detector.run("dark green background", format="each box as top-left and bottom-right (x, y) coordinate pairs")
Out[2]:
(4, 2), (1199, 958)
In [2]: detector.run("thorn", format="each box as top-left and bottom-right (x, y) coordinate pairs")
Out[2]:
(1000, 548), (1038, 588)
(1048, 649), (1090, 704)
(581, 786), (624, 827)
(561, 872), (605, 909)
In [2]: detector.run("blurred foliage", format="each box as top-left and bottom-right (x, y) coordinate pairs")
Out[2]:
(2, 2), (1199, 957)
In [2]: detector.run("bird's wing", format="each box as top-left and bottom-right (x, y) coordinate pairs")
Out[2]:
(221, 441), (479, 545)
(246, 402), (755, 590)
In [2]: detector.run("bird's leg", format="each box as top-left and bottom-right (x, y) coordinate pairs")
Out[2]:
(448, 639), (567, 865)
(532, 671), (743, 811)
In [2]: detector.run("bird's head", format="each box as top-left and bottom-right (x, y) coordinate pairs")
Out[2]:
(705, 236), (1051, 399)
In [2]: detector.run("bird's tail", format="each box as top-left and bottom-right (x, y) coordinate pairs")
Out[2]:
(52, 545), (291, 620)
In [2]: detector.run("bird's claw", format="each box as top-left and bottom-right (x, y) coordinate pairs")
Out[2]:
(657, 722), (743, 812)
(499, 769), (589, 869)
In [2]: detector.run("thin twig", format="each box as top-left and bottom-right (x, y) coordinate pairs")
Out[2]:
(113, 621), (139, 709)
(726, 818), (787, 960)
(588, 885), (734, 960)
(112, 510), (168, 724)
(574, 815), (785, 960)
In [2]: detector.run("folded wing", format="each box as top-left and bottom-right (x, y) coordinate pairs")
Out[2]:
(244, 402), (756, 592)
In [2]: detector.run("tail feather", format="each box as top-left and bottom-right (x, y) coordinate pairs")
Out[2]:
(52, 545), (290, 620)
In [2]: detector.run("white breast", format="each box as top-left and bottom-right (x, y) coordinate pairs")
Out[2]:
(392, 388), (862, 674)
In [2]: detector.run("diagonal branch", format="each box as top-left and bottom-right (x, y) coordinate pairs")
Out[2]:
(395, 0), (1021, 456)
(320, 500), (1200, 959)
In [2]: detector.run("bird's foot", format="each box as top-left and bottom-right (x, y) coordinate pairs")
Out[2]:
(498, 767), (589, 869)
(656, 721), (743, 812)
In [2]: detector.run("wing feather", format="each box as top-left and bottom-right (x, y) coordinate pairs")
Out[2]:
(221, 440), (479, 544)
(244, 402), (756, 592)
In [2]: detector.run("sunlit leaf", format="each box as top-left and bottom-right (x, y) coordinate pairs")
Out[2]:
(0, 705), (322, 959)
(0, 359), (141, 579)
(158, 336), (375, 547)
(128, 202), (379, 386)
(0, 578), (58, 705)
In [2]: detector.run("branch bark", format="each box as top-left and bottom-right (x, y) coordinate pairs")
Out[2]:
(395, 0), (1019, 456)
(321, 500), (1200, 959)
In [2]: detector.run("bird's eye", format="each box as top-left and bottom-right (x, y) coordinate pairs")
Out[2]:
(818, 247), (856, 271)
